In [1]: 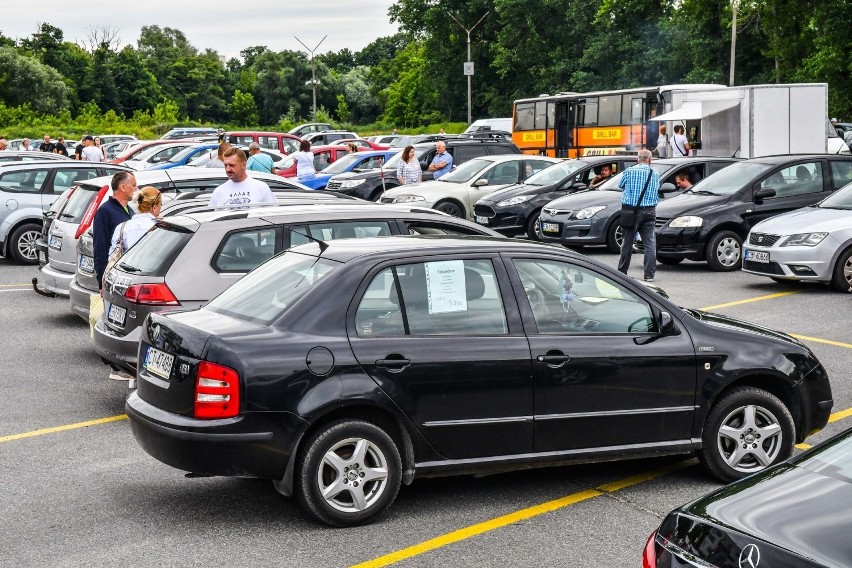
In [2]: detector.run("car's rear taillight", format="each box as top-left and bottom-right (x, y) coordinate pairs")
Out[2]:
(124, 283), (180, 305)
(194, 361), (240, 419)
(75, 184), (110, 239)
(642, 530), (658, 568)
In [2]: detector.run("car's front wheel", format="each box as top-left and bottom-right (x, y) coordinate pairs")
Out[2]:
(706, 230), (742, 271)
(434, 200), (464, 218)
(699, 386), (794, 483)
(296, 419), (402, 527)
(9, 222), (41, 265)
(605, 221), (624, 253)
(830, 246), (852, 292)
(526, 210), (542, 241)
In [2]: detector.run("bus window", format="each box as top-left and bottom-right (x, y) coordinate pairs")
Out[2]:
(598, 96), (622, 126)
(622, 97), (634, 124)
(535, 101), (548, 130)
(515, 103), (535, 131)
(631, 98), (643, 124)
(578, 98), (598, 127)
(547, 102), (555, 130)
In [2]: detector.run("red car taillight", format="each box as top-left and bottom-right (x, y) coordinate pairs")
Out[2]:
(75, 184), (110, 239)
(194, 361), (240, 419)
(124, 283), (180, 305)
(642, 530), (658, 568)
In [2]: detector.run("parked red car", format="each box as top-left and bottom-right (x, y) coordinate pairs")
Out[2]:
(276, 145), (353, 177)
(348, 138), (391, 151)
(109, 140), (176, 164)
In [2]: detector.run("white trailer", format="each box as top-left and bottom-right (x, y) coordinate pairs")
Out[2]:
(651, 83), (831, 158)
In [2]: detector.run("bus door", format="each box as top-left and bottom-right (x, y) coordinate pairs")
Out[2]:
(555, 101), (574, 158)
(627, 97), (645, 148)
(640, 95), (659, 149)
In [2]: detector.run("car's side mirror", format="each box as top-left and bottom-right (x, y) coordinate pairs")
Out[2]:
(473, 178), (489, 187)
(659, 182), (678, 194)
(754, 187), (776, 201)
(659, 311), (678, 335)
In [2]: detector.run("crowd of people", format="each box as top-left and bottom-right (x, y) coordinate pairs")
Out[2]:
(0, 133), (113, 161)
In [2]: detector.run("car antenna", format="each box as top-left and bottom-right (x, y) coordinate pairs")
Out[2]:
(162, 167), (180, 194)
(290, 229), (329, 254)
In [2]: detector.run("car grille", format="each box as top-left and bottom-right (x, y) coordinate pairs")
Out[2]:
(655, 217), (671, 229)
(543, 208), (571, 217)
(743, 260), (785, 275)
(749, 233), (781, 246)
(474, 204), (496, 217)
(326, 180), (342, 190)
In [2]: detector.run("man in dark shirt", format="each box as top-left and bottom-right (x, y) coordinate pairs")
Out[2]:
(40, 134), (55, 153)
(93, 171), (136, 290)
(54, 136), (70, 157)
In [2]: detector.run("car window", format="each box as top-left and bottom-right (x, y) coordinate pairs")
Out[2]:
(387, 259), (507, 336)
(453, 145), (486, 164)
(53, 168), (99, 194)
(213, 228), (278, 273)
(258, 136), (279, 150)
(354, 268), (406, 337)
(280, 138), (299, 154)
(289, 221), (393, 247)
(482, 161), (520, 185)
(404, 221), (486, 236)
(525, 160), (556, 179)
(313, 152), (333, 171)
(58, 186), (100, 222)
(829, 161), (852, 189)
(116, 225), (193, 277)
(706, 161), (734, 176)
(760, 162), (823, 198)
(0, 169), (48, 194)
(231, 136), (254, 146)
(667, 164), (705, 186)
(512, 258), (656, 334)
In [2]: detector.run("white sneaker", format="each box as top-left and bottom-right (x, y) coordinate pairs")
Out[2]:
(108, 370), (133, 381)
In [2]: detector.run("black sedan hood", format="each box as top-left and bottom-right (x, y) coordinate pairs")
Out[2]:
(542, 188), (620, 209)
(479, 182), (558, 204)
(656, 192), (731, 217)
(690, 309), (806, 348)
(663, 464), (852, 567)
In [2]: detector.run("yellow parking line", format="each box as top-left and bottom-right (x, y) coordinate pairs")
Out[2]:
(0, 414), (127, 443)
(796, 443), (812, 450)
(791, 334), (852, 350)
(829, 407), (852, 423)
(700, 291), (798, 311)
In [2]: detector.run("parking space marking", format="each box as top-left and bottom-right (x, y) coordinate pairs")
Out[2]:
(829, 407), (852, 423)
(699, 291), (798, 312)
(0, 284), (30, 287)
(790, 334), (852, 350)
(0, 414), (127, 443)
(0, 288), (30, 293)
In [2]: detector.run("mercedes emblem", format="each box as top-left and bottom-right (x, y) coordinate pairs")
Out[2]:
(738, 544), (760, 568)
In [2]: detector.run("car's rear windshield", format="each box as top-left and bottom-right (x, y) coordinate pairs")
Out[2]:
(58, 185), (102, 223)
(206, 251), (340, 325)
(116, 224), (193, 276)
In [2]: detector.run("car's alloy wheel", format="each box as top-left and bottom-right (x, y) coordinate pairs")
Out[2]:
(9, 223), (41, 264)
(434, 200), (464, 218)
(706, 230), (742, 271)
(526, 211), (542, 241)
(296, 419), (401, 527)
(699, 387), (794, 482)
(605, 221), (623, 253)
(830, 247), (852, 293)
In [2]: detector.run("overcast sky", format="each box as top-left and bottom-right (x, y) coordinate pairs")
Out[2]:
(3, 2), (400, 60)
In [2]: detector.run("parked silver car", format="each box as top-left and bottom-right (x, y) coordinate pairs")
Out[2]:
(41, 169), (310, 298)
(0, 150), (71, 164)
(94, 203), (501, 375)
(743, 179), (852, 291)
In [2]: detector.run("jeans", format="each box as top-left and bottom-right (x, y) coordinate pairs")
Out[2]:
(617, 206), (656, 279)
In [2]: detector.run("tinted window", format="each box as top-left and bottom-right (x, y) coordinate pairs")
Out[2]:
(513, 258), (655, 334)
(515, 103), (535, 131)
(258, 136), (279, 150)
(598, 95), (622, 126)
(452, 145), (486, 164)
(830, 160), (852, 189)
(578, 98), (598, 127)
(355, 268), (405, 337)
(535, 101), (548, 130)
(117, 225), (192, 276)
(482, 161), (520, 185)
(289, 221), (392, 247)
(213, 228), (277, 272)
(761, 162), (824, 198)
(0, 169), (48, 194)
(58, 186), (100, 222)
(53, 168), (99, 194)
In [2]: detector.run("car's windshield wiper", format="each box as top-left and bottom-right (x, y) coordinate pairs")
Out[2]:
(692, 190), (719, 196)
(118, 262), (141, 272)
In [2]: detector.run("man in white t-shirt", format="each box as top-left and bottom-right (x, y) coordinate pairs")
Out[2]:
(208, 147), (276, 208)
(669, 125), (690, 158)
(81, 135), (104, 162)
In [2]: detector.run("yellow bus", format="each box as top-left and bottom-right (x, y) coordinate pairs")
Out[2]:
(512, 85), (724, 158)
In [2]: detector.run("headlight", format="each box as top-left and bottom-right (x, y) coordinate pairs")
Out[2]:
(339, 179), (366, 188)
(497, 195), (532, 207)
(782, 232), (828, 247)
(574, 205), (606, 220)
(669, 216), (703, 228)
(391, 195), (425, 203)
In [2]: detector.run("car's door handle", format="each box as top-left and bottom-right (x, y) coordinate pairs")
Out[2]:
(536, 352), (571, 368)
(375, 356), (411, 372)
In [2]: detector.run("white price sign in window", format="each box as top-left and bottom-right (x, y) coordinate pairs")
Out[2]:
(424, 260), (467, 314)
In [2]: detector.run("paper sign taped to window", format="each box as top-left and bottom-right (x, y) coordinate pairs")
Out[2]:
(424, 260), (467, 314)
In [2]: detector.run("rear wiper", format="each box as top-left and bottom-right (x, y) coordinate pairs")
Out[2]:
(118, 262), (141, 272)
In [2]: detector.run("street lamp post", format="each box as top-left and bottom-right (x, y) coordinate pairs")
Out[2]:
(448, 11), (489, 126)
(729, 0), (739, 86)
(295, 35), (327, 120)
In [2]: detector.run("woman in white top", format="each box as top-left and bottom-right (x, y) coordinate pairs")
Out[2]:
(110, 186), (162, 255)
(654, 125), (668, 158)
(293, 139), (316, 180)
(396, 145), (422, 184)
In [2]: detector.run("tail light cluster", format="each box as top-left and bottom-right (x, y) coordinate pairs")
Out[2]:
(124, 283), (180, 306)
(194, 361), (240, 419)
(642, 530), (658, 568)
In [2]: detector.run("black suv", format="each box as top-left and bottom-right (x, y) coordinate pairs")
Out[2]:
(325, 137), (521, 201)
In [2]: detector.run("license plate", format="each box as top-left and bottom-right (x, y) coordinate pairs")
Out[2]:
(39, 251), (47, 263)
(744, 249), (770, 263)
(49, 236), (62, 251)
(542, 222), (560, 233)
(107, 303), (127, 326)
(474, 215), (489, 225)
(79, 255), (94, 274)
(144, 346), (174, 379)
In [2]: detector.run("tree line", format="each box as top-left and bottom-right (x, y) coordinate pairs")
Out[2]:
(0, 0), (849, 134)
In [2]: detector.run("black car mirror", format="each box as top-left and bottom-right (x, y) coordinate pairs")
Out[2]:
(659, 182), (677, 194)
(754, 187), (776, 201)
(658, 311), (678, 335)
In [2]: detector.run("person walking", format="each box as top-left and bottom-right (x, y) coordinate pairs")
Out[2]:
(396, 145), (422, 185)
(428, 141), (453, 179)
(109, 186), (161, 256)
(81, 135), (104, 162)
(292, 139), (317, 181)
(246, 142), (275, 173)
(669, 124), (690, 158)
(208, 147), (276, 208)
(54, 136), (69, 157)
(94, 172), (136, 289)
(654, 125), (669, 158)
(617, 149), (660, 282)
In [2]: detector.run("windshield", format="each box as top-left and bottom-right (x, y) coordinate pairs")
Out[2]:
(384, 148), (421, 169)
(818, 181), (852, 209)
(689, 162), (774, 195)
(168, 145), (208, 164)
(206, 251), (340, 325)
(323, 153), (369, 174)
(524, 160), (586, 185)
(599, 164), (670, 191)
(132, 145), (175, 162)
(439, 158), (492, 183)
(58, 185), (101, 222)
(188, 152), (212, 166)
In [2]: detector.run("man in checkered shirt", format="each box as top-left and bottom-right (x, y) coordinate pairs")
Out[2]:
(617, 149), (661, 282)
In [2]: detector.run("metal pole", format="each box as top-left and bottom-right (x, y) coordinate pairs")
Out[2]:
(448, 11), (488, 126)
(295, 35), (327, 121)
(729, 1), (738, 86)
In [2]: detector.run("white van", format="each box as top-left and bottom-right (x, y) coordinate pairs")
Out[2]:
(463, 118), (512, 135)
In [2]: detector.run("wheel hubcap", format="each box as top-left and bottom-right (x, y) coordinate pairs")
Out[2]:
(843, 256), (852, 286)
(317, 437), (389, 513)
(615, 226), (624, 247)
(716, 237), (741, 266)
(716, 404), (783, 473)
(532, 215), (542, 240)
(18, 230), (40, 261)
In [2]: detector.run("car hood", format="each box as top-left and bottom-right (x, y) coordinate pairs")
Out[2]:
(543, 189), (620, 209)
(690, 309), (806, 347)
(667, 464), (852, 567)
(752, 206), (852, 234)
(479, 182), (558, 204)
(656, 192), (731, 217)
(383, 180), (447, 197)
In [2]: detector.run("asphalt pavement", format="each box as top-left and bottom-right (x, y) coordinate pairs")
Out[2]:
(1, 249), (849, 568)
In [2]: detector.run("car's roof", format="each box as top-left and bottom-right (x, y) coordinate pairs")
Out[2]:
(228, 131), (299, 138)
(172, 203), (451, 226)
(0, 161), (129, 171)
(413, 138), (517, 148)
(0, 151), (70, 160)
(653, 156), (741, 165)
(466, 154), (560, 164)
(76, 169), (299, 189)
(742, 154), (852, 164)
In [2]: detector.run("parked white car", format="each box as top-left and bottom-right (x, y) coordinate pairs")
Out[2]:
(379, 155), (561, 219)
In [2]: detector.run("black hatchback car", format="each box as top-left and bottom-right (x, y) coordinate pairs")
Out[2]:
(642, 154), (852, 271)
(127, 237), (832, 526)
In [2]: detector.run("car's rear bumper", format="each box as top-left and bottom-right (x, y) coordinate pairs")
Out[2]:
(93, 317), (141, 374)
(36, 263), (74, 297)
(126, 391), (306, 479)
(69, 277), (95, 321)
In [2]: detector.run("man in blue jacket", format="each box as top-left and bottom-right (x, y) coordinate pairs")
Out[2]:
(94, 171), (136, 290)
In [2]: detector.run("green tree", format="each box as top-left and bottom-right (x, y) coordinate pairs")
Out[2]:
(336, 94), (351, 123)
(111, 46), (161, 114)
(229, 89), (259, 125)
(383, 42), (439, 126)
(0, 46), (69, 113)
